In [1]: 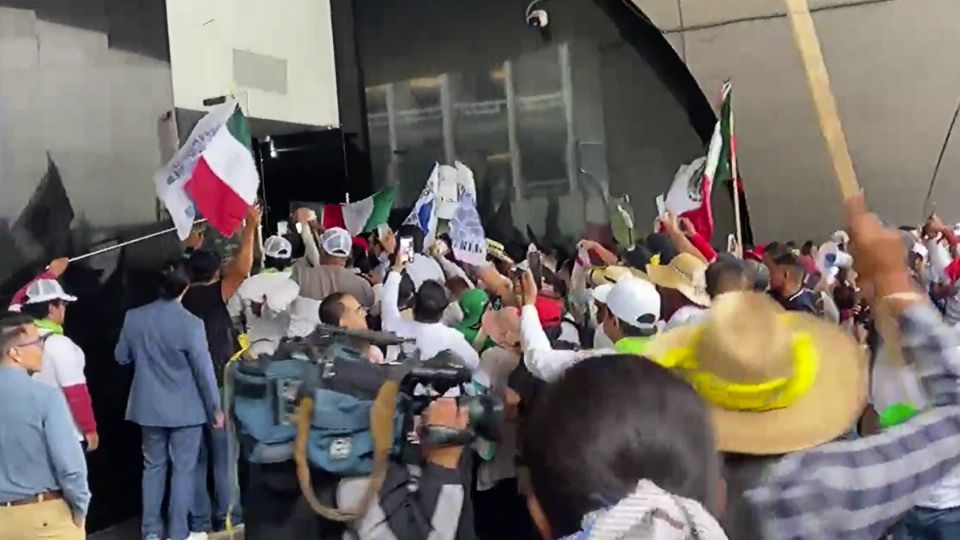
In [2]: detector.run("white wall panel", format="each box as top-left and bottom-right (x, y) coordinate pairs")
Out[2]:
(166, 0), (339, 127)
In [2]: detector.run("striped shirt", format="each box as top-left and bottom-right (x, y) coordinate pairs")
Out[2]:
(746, 303), (960, 540)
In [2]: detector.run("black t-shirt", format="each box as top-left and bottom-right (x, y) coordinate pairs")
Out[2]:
(779, 288), (819, 315)
(183, 281), (237, 386)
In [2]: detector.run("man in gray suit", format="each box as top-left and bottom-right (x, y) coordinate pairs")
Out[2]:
(115, 260), (222, 540)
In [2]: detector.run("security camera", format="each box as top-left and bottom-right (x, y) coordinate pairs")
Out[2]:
(526, 1), (549, 28)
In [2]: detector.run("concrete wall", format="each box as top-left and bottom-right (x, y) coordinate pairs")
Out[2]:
(632, 0), (960, 242)
(166, 0), (339, 127)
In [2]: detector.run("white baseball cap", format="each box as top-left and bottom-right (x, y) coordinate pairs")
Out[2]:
(321, 228), (352, 257)
(24, 279), (77, 305)
(605, 278), (660, 331)
(263, 235), (293, 259)
(592, 284), (613, 304)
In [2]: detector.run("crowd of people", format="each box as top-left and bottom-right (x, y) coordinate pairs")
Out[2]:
(7, 192), (960, 540)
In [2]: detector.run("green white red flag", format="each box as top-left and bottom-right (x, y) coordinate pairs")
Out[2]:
(664, 81), (738, 241)
(321, 187), (395, 235)
(154, 98), (260, 239)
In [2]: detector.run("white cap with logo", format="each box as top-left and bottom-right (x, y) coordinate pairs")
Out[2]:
(605, 278), (660, 331)
(263, 235), (293, 259)
(321, 228), (352, 257)
(24, 279), (78, 305)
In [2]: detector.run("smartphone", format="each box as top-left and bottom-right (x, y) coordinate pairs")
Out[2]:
(399, 236), (414, 264)
(527, 250), (543, 288)
(277, 221), (289, 236)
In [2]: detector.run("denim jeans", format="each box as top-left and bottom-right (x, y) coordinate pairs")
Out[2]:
(893, 506), (960, 540)
(141, 425), (203, 540)
(190, 424), (243, 531)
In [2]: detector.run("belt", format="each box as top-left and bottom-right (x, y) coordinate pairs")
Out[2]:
(1, 491), (63, 507)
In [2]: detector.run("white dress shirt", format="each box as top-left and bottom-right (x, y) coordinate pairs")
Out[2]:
(381, 271), (486, 385)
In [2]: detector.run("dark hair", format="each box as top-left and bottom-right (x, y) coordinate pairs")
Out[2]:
(763, 242), (787, 261)
(264, 255), (289, 271)
(396, 225), (425, 254)
(706, 258), (748, 299)
(186, 249), (222, 284)
(617, 317), (658, 338)
(397, 272), (416, 310)
(524, 355), (720, 537)
(445, 277), (471, 298)
(621, 244), (654, 270)
(644, 233), (679, 265)
(773, 252), (805, 276)
(350, 244), (375, 275)
(785, 241), (798, 251)
(743, 260), (770, 292)
(285, 230), (306, 260)
(800, 241), (817, 257)
(158, 260), (191, 300)
(412, 280), (449, 323)
(319, 292), (347, 326)
(20, 300), (64, 321)
(0, 311), (34, 356)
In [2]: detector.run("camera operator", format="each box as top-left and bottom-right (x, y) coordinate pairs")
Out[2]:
(337, 397), (475, 539)
(242, 398), (476, 540)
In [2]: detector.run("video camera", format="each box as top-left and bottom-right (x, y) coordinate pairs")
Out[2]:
(232, 324), (503, 473)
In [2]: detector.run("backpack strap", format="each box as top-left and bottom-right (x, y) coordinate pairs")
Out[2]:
(294, 366), (407, 522)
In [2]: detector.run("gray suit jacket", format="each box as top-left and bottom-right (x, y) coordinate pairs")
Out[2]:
(115, 299), (220, 427)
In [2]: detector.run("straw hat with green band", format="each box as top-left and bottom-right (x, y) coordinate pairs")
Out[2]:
(644, 292), (867, 455)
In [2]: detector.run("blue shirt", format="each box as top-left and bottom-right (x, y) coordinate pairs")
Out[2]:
(0, 365), (90, 515)
(115, 300), (220, 427)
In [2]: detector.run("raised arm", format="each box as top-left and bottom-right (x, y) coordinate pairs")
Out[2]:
(10, 258), (68, 310)
(381, 267), (405, 332)
(220, 205), (261, 301)
(747, 194), (960, 540)
(294, 208), (322, 268)
(580, 239), (619, 266)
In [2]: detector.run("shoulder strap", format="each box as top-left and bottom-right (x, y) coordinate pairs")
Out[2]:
(294, 366), (407, 522)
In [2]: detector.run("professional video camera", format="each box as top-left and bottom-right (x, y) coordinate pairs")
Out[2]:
(230, 323), (503, 476)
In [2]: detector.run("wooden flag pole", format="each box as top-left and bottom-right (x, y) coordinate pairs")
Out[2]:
(783, 0), (860, 199)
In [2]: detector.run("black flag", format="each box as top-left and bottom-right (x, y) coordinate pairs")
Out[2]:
(12, 153), (75, 258)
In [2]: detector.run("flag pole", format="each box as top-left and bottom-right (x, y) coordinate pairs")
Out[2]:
(783, 0), (860, 199)
(727, 81), (744, 256)
(67, 219), (208, 263)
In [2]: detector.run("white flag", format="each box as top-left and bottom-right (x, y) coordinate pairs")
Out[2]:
(451, 189), (487, 266)
(404, 164), (440, 243)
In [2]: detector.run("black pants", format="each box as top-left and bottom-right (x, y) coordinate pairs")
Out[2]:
(240, 459), (343, 540)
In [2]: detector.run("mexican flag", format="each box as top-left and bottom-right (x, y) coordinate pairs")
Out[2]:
(184, 104), (259, 237)
(664, 82), (737, 241)
(154, 98), (259, 239)
(322, 187), (395, 235)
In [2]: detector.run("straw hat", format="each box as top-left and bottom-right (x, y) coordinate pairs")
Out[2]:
(587, 265), (648, 287)
(644, 292), (867, 455)
(646, 253), (711, 307)
(481, 307), (521, 350)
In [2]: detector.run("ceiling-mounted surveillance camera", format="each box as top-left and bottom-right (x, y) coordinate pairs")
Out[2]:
(526, 0), (549, 28)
